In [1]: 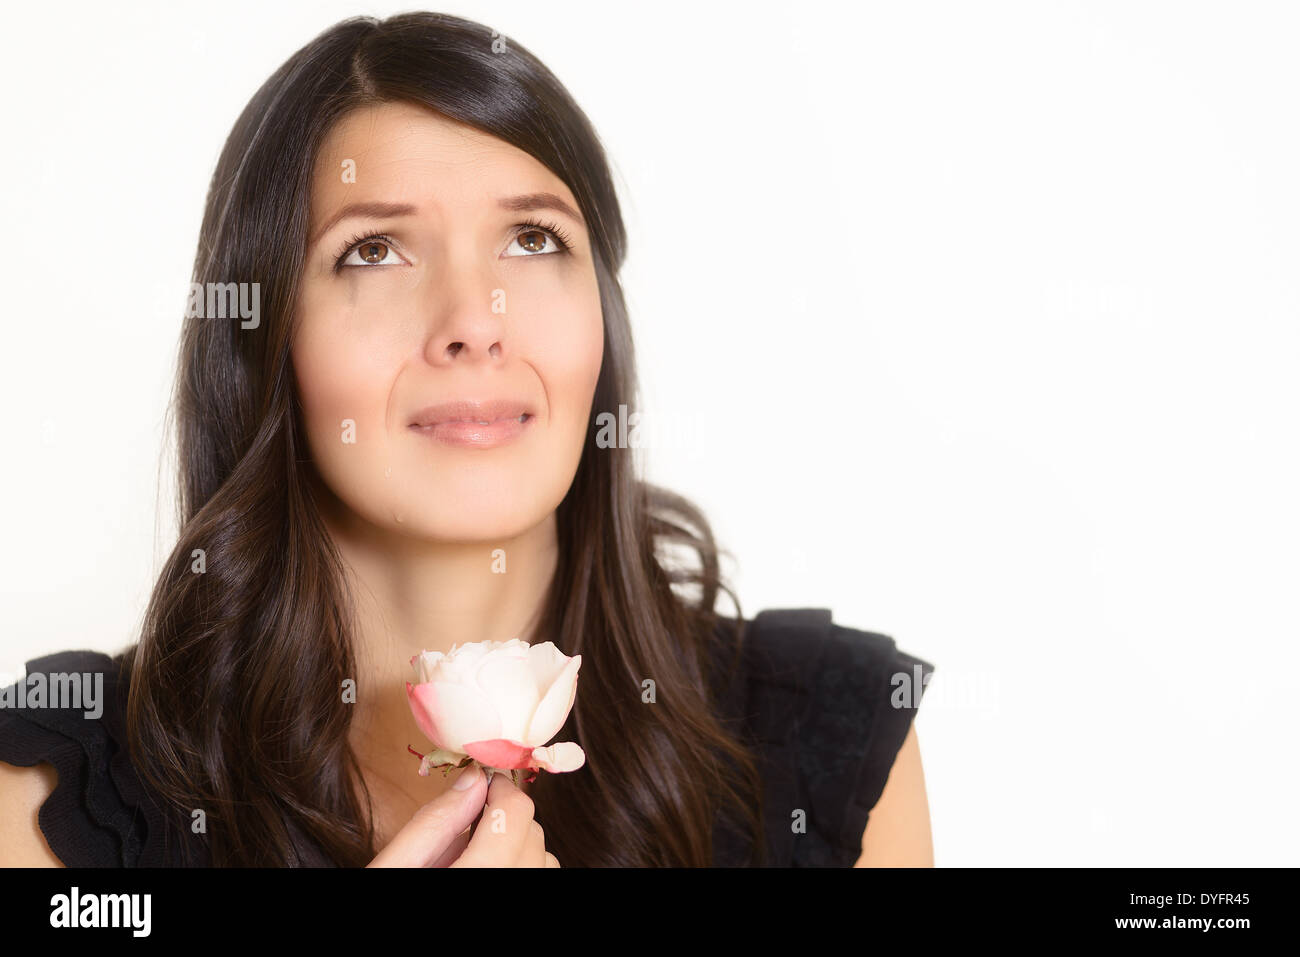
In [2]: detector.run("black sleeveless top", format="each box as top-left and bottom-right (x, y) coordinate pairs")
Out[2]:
(0, 608), (933, 867)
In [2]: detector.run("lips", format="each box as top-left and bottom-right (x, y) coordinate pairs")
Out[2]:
(408, 397), (535, 450)
(408, 398), (533, 429)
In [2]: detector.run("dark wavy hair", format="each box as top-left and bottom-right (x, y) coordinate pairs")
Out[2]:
(120, 11), (766, 867)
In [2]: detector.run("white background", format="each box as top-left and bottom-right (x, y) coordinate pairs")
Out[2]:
(1, 0), (1296, 866)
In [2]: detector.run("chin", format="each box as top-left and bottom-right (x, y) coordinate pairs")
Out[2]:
(397, 483), (557, 542)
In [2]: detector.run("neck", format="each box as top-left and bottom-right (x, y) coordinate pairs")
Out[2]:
(317, 486), (560, 785)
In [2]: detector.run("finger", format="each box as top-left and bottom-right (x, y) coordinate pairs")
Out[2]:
(452, 773), (533, 867)
(450, 772), (536, 867)
(428, 825), (472, 868)
(520, 819), (547, 868)
(367, 765), (486, 868)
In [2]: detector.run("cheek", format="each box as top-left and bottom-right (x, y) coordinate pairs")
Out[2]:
(291, 305), (401, 491)
(524, 292), (603, 493)
(524, 285), (605, 415)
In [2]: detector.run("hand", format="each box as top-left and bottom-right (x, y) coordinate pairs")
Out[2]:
(365, 764), (560, 868)
(449, 771), (560, 868)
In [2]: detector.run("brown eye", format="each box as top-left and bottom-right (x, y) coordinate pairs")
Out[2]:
(516, 229), (548, 253)
(504, 223), (569, 258)
(335, 235), (405, 269)
(359, 240), (389, 263)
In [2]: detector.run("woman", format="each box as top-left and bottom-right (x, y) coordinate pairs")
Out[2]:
(0, 11), (935, 867)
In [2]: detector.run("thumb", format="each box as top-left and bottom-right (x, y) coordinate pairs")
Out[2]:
(366, 764), (487, 867)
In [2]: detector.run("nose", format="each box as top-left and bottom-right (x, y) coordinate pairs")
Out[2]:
(420, 258), (508, 366)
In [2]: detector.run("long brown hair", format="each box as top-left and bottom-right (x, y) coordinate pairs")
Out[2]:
(122, 12), (766, 866)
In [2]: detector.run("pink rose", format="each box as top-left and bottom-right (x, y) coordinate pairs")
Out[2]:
(405, 638), (585, 782)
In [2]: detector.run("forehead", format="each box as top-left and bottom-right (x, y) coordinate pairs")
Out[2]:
(309, 100), (573, 220)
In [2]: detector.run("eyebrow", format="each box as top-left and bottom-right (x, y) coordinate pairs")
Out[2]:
(308, 192), (586, 249)
(497, 192), (586, 229)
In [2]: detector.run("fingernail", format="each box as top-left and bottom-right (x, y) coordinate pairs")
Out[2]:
(452, 765), (481, 791)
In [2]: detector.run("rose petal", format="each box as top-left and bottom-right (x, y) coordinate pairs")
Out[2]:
(472, 649), (540, 744)
(431, 642), (492, 684)
(406, 681), (441, 744)
(407, 680), (501, 752)
(531, 742), (585, 773)
(526, 641), (574, 694)
(463, 738), (535, 770)
(526, 654), (581, 745)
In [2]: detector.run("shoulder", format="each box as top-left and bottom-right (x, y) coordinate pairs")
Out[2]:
(855, 721), (932, 866)
(710, 608), (935, 866)
(0, 759), (64, 865)
(0, 648), (182, 867)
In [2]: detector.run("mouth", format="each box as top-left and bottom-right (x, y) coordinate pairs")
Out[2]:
(411, 413), (531, 426)
(408, 399), (535, 449)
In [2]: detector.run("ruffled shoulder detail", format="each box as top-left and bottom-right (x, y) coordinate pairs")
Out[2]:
(709, 608), (935, 866)
(0, 649), (203, 867)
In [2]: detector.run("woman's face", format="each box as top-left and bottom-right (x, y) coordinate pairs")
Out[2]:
(292, 101), (603, 542)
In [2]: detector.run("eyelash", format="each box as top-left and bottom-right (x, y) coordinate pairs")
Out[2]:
(518, 217), (574, 252)
(331, 218), (574, 272)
